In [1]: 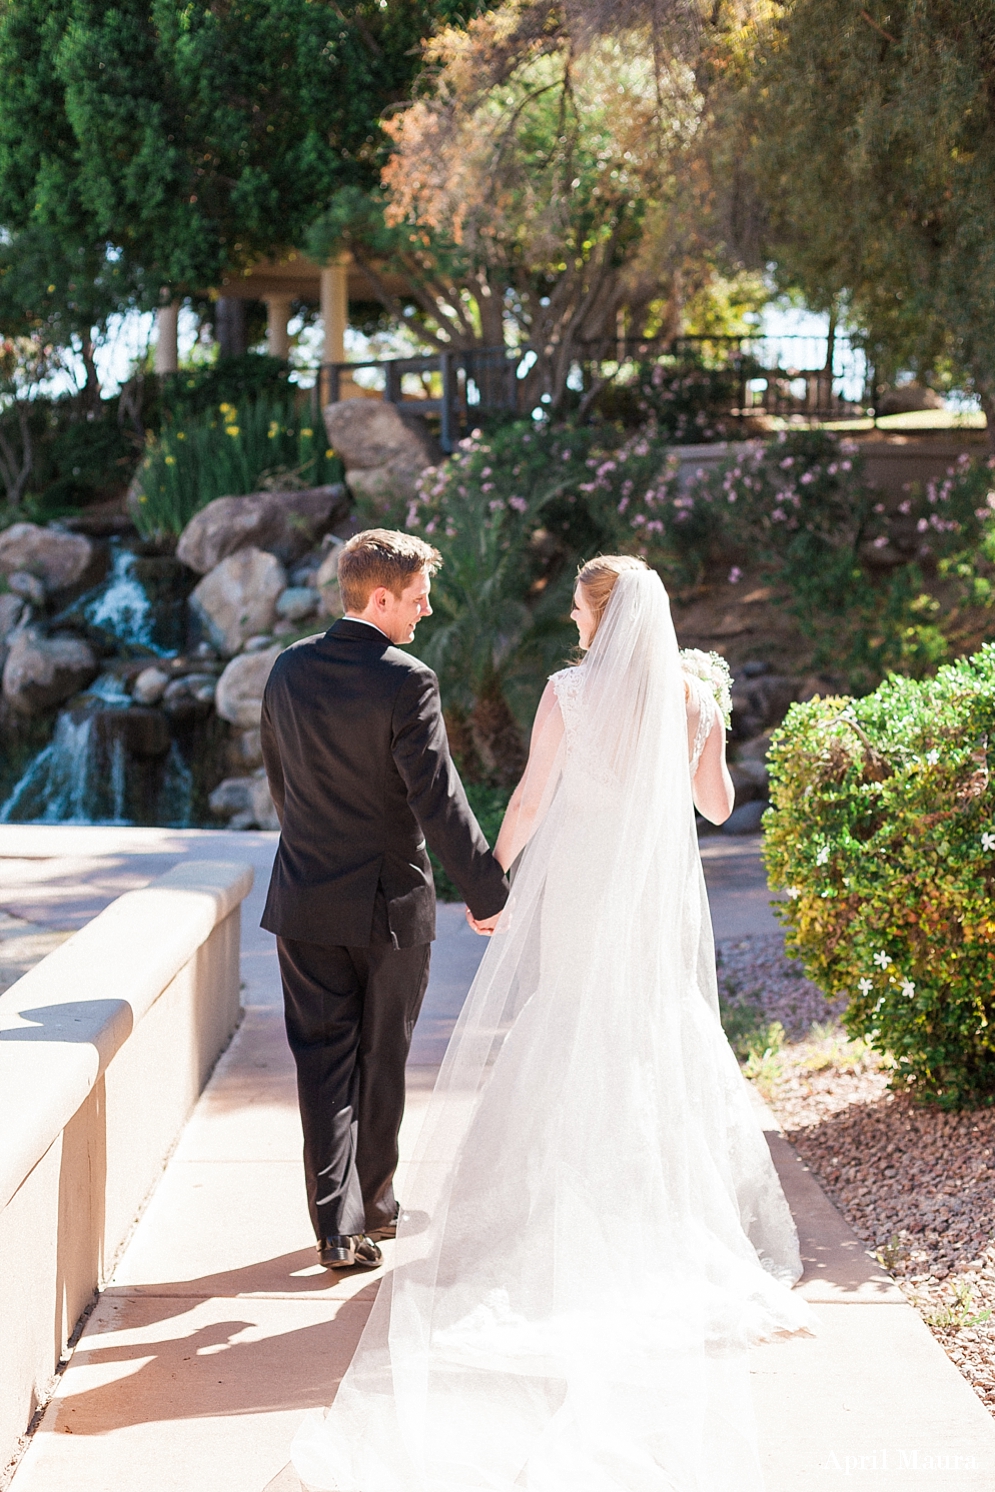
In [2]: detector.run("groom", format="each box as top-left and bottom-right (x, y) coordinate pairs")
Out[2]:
(260, 528), (508, 1270)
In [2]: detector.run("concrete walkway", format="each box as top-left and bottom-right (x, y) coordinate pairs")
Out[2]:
(3, 828), (995, 1490)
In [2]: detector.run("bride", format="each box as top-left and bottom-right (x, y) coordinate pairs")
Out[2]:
(293, 555), (813, 1491)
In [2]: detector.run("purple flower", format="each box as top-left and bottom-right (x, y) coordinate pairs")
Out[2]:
(728, 566), (742, 583)
(508, 496), (527, 513)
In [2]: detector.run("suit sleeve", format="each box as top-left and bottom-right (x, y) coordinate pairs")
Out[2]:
(259, 683), (285, 828)
(391, 667), (509, 920)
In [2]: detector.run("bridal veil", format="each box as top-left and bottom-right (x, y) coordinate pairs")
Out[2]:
(293, 568), (813, 1492)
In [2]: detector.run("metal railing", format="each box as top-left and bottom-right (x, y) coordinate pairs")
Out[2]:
(317, 334), (873, 449)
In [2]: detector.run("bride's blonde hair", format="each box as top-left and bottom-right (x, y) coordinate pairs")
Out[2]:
(576, 555), (649, 642)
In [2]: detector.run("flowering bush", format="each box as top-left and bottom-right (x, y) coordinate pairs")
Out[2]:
(681, 430), (995, 689)
(764, 646), (995, 1108)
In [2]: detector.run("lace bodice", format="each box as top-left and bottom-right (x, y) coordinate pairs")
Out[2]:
(550, 664), (717, 775)
(686, 672), (717, 775)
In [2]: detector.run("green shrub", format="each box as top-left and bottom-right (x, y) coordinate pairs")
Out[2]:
(133, 396), (342, 538)
(404, 418), (715, 783)
(764, 645), (995, 1108)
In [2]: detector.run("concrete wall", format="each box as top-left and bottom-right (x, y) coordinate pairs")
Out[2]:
(0, 859), (252, 1474)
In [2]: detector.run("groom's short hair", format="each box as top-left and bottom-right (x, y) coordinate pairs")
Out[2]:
(338, 529), (442, 612)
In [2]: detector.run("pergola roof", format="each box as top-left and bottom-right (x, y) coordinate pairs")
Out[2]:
(218, 250), (409, 303)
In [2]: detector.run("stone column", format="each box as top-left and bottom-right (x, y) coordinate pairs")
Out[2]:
(320, 260), (348, 366)
(265, 296), (292, 359)
(154, 301), (179, 374)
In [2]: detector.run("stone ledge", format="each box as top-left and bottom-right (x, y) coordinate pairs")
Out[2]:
(0, 859), (253, 1214)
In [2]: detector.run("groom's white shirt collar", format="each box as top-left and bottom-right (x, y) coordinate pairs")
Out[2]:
(344, 614), (390, 641)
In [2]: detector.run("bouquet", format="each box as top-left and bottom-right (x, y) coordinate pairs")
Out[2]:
(679, 648), (733, 728)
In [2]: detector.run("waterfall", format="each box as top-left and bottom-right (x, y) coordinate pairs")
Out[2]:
(0, 713), (104, 824)
(82, 543), (167, 654)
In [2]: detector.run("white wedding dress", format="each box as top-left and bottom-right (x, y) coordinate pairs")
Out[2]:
(293, 569), (814, 1492)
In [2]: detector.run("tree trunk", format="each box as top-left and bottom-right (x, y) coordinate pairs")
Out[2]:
(470, 682), (526, 788)
(215, 297), (247, 359)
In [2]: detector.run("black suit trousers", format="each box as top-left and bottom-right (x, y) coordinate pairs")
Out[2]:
(278, 897), (430, 1241)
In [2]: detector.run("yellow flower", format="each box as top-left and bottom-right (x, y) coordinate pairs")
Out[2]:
(325, 449), (334, 459)
(164, 455), (176, 466)
(139, 494), (148, 502)
(301, 428), (313, 438)
(268, 421), (279, 438)
(225, 425), (240, 437)
(176, 430), (186, 440)
(219, 401), (234, 415)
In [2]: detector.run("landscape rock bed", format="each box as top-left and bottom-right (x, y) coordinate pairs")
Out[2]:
(725, 931), (995, 1418)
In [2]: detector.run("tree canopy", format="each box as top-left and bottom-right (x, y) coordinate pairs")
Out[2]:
(748, 0), (995, 421)
(312, 0), (754, 409)
(0, 0), (473, 376)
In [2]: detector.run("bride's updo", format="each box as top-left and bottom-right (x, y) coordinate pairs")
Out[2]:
(576, 555), (649, 642)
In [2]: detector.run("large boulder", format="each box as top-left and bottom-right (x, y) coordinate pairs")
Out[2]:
(215, 643), (283, 729)
(2, 630), (98, 714)
(175, 485), (350, 575)
(0, 523), (96, 594)
(0, 594), (25, 641)
(323, 400), (438, 511)
(189, 548), (286, 656)
(315, 540), (344, 618)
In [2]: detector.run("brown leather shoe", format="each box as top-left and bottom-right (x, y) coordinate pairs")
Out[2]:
(317, 1234), (382, 1270)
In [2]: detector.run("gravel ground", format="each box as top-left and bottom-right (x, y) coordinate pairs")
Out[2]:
(719, 932), (995, 1417)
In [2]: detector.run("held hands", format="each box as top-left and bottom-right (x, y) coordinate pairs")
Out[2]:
(466, 907), (501, 936)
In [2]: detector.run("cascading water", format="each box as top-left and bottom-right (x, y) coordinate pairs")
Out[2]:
(82, 544), (165, 654)
(1, 542), (200, 826)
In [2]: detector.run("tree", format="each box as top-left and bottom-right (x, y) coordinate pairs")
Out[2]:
(312, 0), (752, 411)
(0, 0), (473, 382)
(746, 0), (995, 436)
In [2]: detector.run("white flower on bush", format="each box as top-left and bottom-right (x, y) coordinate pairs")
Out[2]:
(815, 845), (830, 866)
(926, 749), (939, 765)
(786, 886), (801, 900)
(858, 977), (874, 995)
(982, 831), (995, 853)
(901, 979), (916, 999)
(873, 950), (891, 969)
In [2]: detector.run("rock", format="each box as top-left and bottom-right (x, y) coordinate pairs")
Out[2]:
(189, 548), (287, 656)
(876, 383), (945, 416)
(2, 629), (98, 714)
(720, 799), (769, 835)
(315, 540), (344, 618)
(209, 776), (255, 817)
(0, 523), (95, 593)
(323, 400), (438, 510)
(729, 674), (799, 742)
(228, 727), (263, 771)
(93, 707), (170, 759)
(737, 730), (774, 764)
(162, 672), (217, 721)
(276, 586), (319, 622)
(175, 485), (350, 575)
(273, 618), (296, 636)
(208, 768), (278, 829)
(0, 593), (25, 640)
(131, 665), (170, 706)
(249, 770), (280, 830)
(243, 634), (274, 652)
(729, 759), (769, 807)
(215, 644), (283, 729)
(7, 571), (46, 606)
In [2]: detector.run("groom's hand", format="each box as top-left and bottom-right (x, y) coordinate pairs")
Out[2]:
(466, 907), (501, 936)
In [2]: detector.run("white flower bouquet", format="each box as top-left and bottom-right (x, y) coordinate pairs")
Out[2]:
(679, 648), (733, 728)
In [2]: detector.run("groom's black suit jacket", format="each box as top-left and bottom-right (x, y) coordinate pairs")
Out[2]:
(259, 618), (508, 949)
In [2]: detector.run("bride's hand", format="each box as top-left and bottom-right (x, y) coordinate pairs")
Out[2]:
(466, 907), (500, 936)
